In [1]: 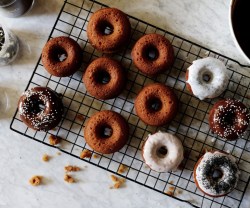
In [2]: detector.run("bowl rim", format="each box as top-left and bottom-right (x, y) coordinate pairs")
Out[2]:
(229, 0), (250, 63)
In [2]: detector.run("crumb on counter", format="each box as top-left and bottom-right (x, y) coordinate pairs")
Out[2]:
(110, 175), (126, 189)
(169, 186), (175, 191)
(49, 135), (61, 145)
(165, 191), (173, 196)
(93, 154), (100, 159)
(64, 174), (75, 183)
(169, 180), (174, 184)
(64, 165), (81, 172)
(80, 149), (92, 159)
(118, 164), (128, 174)
(176, 189), (182, 195)
(76, 114), (85, 121)
(42, 154), (50, 162)
(29, 176), (42, 186)
(57, 152), (61, 156)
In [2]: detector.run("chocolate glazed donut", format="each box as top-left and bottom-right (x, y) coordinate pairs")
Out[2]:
(87, 8), (131, 53)
(209, 98), (250, 140)
(18, 87), (64, 131)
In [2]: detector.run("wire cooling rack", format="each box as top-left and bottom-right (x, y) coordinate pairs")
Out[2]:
(10, 0), (250, 207)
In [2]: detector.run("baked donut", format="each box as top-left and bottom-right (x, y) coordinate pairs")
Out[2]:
(131, 33), (174, 76)
(83, 57), (126, 100)
(87, 8), (131, 53)
(186, 57), (229, 100)
(42, 36), (82, 77)
(134, 83), (178, 126)
(84, 110), (129, 154)
(193, 151), (240, 197)
(209, 98), (250, 140)
(18, 87), (64, 131)
(142, 131), (184, 172)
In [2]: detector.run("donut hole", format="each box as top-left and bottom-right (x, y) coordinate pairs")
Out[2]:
(98, 21), (114, 35)
(201, 70), (213, 83)
(144, 45), (159, 60)
(222, 111), (235, 126)
(211, 168), (223, 181)
(94, 69), (111, 84)
(97, 124), (113, 138)
(156, 146), (168, 158)
(28, 97), (46, 114)
(147, 97), (162, 112)
(51, 47), (68, 62)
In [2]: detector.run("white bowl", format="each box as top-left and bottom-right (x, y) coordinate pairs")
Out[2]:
(229, 0), (250, 63)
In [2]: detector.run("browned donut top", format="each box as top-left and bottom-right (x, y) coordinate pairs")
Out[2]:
(42, 36), (82, 77)
(131, 33), (174, 76)
(209, 98), (250, 140)
(87, 8), (131, 53)
(135, 83), (178, 126)
(84, 110), (129, 154)
(83, 57), (126, 100)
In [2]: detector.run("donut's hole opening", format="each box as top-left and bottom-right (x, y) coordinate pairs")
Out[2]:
(201, 70), (213, 83)
(28, 97), (45, 114)
(94, 69), (111, 84)
(97, 124), (113, 139)
(98, 21), (114, 35)
(222, 111), (235, 126)
(156, 146), (168, 158)
(51, 47), (68, 62)
(211, 169), (223, 181)
(144, 45), (159, 60)
(147, 97), (162, 112)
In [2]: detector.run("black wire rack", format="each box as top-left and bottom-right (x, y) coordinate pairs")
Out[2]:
(10, 0), (250, 207)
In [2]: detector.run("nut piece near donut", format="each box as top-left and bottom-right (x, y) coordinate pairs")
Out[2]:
(193, 151), (240, 197)
(135, 83), (178, 126)
(84, 110), (129, 154)
(209, 98), (250, 140)
(83, 57), (126, 100)
(18, 87), (64, 131)
(87, 8), (131, 53)
(131, 33), (174, 76)
(42, 36), (82, 77)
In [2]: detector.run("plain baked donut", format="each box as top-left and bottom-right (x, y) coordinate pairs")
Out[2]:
(18, 87), (64, 131)
(186, 57), (229, 100)
(142, 131), (184, 172)
(134, 83), (178, 126)
(42, 36), (82, 77)
(84, 110), (129, 154)
(209, 98), (250, 140)
(83, 57), (126, 100)
(131, 33), (174, 76)
(87, 8), (131, 53)
(194, 151), (240, 197)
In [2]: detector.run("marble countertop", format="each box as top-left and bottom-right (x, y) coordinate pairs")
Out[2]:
(1, 0), (250, 207)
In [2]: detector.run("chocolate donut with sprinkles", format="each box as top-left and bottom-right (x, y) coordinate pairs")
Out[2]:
(209, 98), (250, 140)
(18, 87), (64, 131)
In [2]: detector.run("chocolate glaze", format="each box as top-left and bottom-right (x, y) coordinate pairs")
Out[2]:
(18, 87), (64, 131)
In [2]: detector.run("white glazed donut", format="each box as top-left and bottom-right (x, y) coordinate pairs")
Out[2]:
(142, 131), (184, 172)
(186, 57), (229, 100)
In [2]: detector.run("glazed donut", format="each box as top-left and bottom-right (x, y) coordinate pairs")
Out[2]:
(134, 83), (178, 126)
(84, 110), (129, 154)
(18, 87), (64, 131)
(142, 132), (184, 172)
(83, 57), (126, 100)
(42, 36), (82, 77)
(131, 33), (174, 76)
(209, 98), (250, 140)
(87, 8), (131, 53)
(194, 151), (240, 197)
(186, 57), (229, 100)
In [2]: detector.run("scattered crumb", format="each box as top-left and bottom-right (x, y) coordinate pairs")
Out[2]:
(176, 189), (182, 195)
(118, 164), (128, 174)
(57, 152), (61, 156)
(42, 154), (50, 162)
(110, 175), (126, 189)
(64, 165), (81, 172)
(165, 191), (173, 196)
(49, 135), (61, 145)
(76, 114), (85, 121)
(169, 180), (174, 184)
(80, 149), (92, 159)
(64, 174), (75, 183)
(169, 186), (175, 191)
(29, 176), (42, 186)
(93, 154), (100, 159)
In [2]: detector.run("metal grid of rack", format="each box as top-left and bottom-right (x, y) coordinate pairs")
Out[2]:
(10, 0), (250, 207)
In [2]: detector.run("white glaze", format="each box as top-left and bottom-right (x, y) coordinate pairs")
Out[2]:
(143, 131), (184, 172)
(186, 57), (229, 100)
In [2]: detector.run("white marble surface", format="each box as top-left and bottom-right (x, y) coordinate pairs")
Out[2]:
(1, 0), (250, 207)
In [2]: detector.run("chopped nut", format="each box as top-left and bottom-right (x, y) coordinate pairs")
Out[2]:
(42, 154), (50, 162)
(64, 174), (75, 183)
(49, 135), (61, 145)
(93, 154), (100, 159)
(76, 114), (85, 121)
(80, 149), (92, 159)
(118, 164), (128, 174)
(110, 175), (125, 189)
(64, 165), (80, 172)
(29, 176), (42, 186)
